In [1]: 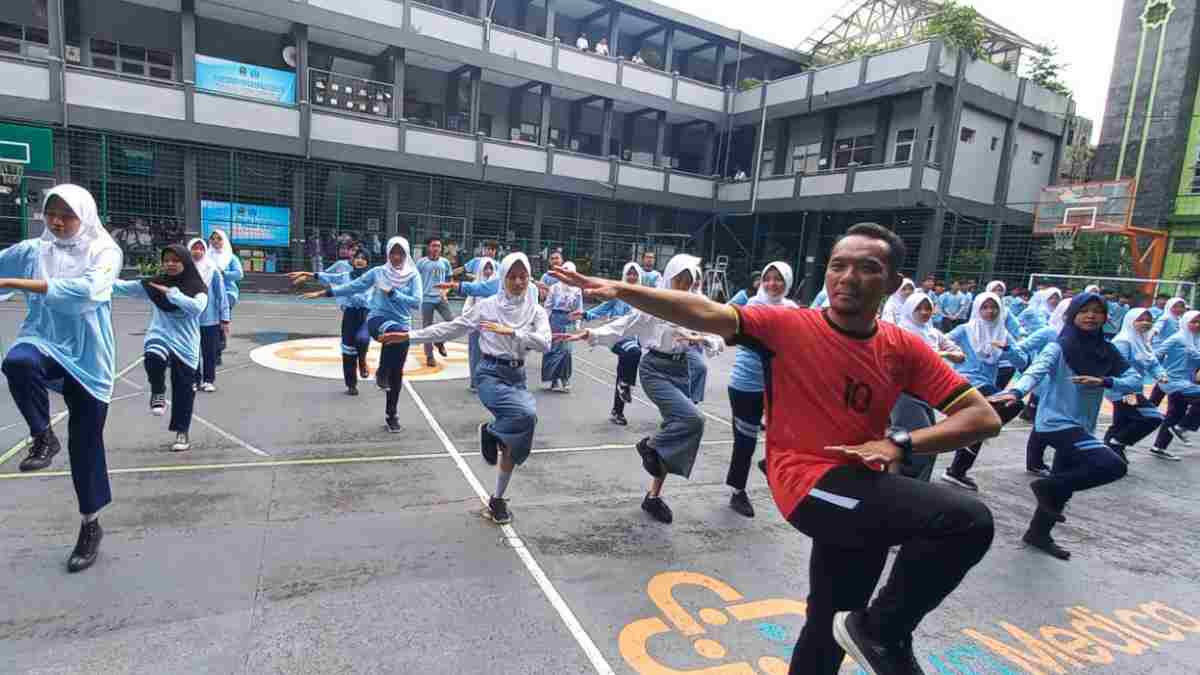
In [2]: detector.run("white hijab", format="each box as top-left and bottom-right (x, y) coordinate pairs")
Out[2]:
(965, 292), (1007, 364)
(750, 261), (797, 308)
(622, 261), (645, 284)
(1028, 287), (1062, 317)
(550, 261), (582, 304)
(208, 228), (235, 270)
(1114, 307), (1156, 364)
(381, 236), (417, 288)
(882, 278), (916, 324)
(188, 237), (217, 287)
(660, 254), (702, 292)
(1179, 310), (1200, 354)
(495, 252), (538, 326)
(1048, 299), (1070, 332)
(1163, 297), (1187, 320)
(898, 292), (940, 349)
(986, 280), (1006, 296)
(1084, 284), (1101, 295)
(38, 185), (121, 292)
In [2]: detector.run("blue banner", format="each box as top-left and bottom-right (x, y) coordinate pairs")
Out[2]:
(201, 200), (291, 248)
(195, 54), (296, 104)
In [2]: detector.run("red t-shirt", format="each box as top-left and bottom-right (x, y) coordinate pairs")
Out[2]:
(732, 306), (973, 519)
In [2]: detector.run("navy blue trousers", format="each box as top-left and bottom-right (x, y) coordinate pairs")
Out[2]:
(341, 307), (370, 389)
(367, 316), (410, 418)
(145, 351), (197, 433)
(2, 344), (111, 515)
(1038, 427), (1127, 510)
(198, 324), (221, 384)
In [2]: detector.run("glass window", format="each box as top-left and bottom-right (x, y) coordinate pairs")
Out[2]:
(1032, 151), (1044, 165)
(791, 142), (821, 174)
(925, 125), (936, 162)
(834, 135), (874, 168)
(1191, 165), (1200, 194)
(960, 127), (976, 144)
(1172, 237), (1200, 253)
(893, 128), (915, 163)
(990, 137), (999, 151)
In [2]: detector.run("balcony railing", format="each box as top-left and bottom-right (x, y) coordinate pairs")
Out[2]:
(309, 67), (394, 119)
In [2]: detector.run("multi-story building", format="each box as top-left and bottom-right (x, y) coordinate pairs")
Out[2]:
(1095, 0), (1200, 278)
(0, 0), (1073, 296)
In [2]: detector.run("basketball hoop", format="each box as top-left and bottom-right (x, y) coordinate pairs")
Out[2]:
(1053, 226), (1079, 251)
(0, 162), (24, 195)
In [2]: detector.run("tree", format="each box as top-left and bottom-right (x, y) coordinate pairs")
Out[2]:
(1034, 234), (1129, 279)
(1026, 45), (1072, 97)
(1061, 143), (1095, 182)
(923, 0), (988, 60)
(943, 247), (992, 280)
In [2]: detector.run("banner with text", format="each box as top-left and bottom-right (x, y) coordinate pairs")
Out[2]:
(195, 54), (296, 104)
(201, 200), (291, 248)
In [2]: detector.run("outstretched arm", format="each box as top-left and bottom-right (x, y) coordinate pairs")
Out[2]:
(551, 268), (737, 340)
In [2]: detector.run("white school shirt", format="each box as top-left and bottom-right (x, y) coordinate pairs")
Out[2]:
(595, 42), (609, 56)
(408, 294), (552, 359)
(576, 37), (589, 50)
(588, 309), (721, 355)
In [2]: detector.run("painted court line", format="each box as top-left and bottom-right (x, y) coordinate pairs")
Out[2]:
(403, 380), (617, 675)
(0, 357), (145, 467)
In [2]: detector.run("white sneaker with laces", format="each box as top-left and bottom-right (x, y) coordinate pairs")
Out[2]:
(172, 433), (190, 452)
(201, 382), (216, 392)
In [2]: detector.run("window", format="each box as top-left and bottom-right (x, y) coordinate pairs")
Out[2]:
(1173, 237), (1200, 253)
(311, 70), (394, 118)
(990, 137), (999, 151)
(1032, 151), (1044, 165)
(960, 127), (976, 144)
(833, 134), (874, 169)
(0, 21), (49, 58)
(893, 128), (916, 163)
(88, 38), (175, 80)
(1190, 153), (1200, 194)
(791, 142), (822, 174)
(924, 125), (936, 162)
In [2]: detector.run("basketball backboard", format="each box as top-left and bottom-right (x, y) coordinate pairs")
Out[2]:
(1033, 179), (1137, 235)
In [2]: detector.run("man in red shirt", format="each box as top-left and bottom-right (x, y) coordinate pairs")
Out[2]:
(553, 223), (1002, 675)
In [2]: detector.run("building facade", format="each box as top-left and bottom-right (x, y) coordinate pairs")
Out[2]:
(0, 0), (1072, 294)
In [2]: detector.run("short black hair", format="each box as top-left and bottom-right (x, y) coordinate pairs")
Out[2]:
(838, 222), (907, 275)
(549, 247), (564, 256)
(425, 237), (441, 247)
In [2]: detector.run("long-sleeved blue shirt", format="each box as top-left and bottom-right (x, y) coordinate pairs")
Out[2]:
(416, 257), (451, 303)
(1149, 306), (1164, 320)
(1154, 331), (1200, 396)
(1107, 338), (1165, 401)
(0, 240), (121, 403)
(1004, 296), (1028, 317)
(940, 291), (968, 320)
(113, 281), (208, 369)
(460, 277), (500, 298)
(946, 325), (1025, 389)
(544, 287), (583, 313)
(198, 269), (230, 327)
(641, 270), (661, 288)
(1152, 314), (1181, 348)
(219, 255), (244, 305)
(330, 267), (422, 330)
(318, 265), (371, 310)
(583, 298), (633, 322)
(1012, 343), (1123, 434)
(728, 289), (750, 306)
(1018, 305), (1051, 335)
(1105, 301), (1128, 335)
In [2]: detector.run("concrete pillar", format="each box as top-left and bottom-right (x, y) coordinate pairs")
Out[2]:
(294, 24), (310, 152)
(392, 48), (406, 121)
(937, 49), (969, 195)
(181, 0), (196, 83)
(802, 214), (823, 302)
(184, 149), (199, 232)
(539, 83), (552, 146)
(544, 0), (556, 39)
(46, 0), (63, 105)
(662, 26), (675, 72)
(478, 0), (488, 19)
(469, 67), (482, 134)
(607, 8), (621, 56)
(714, 44), (727, 86)
(533, 196), (545, 251)
(908, 85), (937, 190)
(600, 98), (614, 156)
(875, 100), (892, 166)
(702, 122), (716, 174)
(916, 206), (946, 279)
(386, 180), (400, 236)
(654, 110), (667, 166)
(623, 114), (637, 160)
(994, 80), (1026, 206)
(819, 111), (838, 170)
(567, 101), (583, 150)
(292, 166), (307, 270)
(772, 119), (790, 175)
(508, 86), (524, 139)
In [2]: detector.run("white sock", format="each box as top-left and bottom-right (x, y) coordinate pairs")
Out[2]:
(82, 512), (98, 523)
(495, 470), (512, 498)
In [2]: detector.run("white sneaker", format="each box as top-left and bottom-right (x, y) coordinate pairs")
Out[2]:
(150, 393), (166, 416)
(200, 382), (216, 392)
(541, 381), (554, 390)
(171, 433), (190, 452)
(559, 380), (572, 392)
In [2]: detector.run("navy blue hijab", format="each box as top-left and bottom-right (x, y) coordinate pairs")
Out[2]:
(1057, 293), (1128, 377)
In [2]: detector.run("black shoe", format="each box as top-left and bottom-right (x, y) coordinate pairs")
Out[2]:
(609, 410), (628, 426)
(487, 496), (511, 524)
(375, 368), (390, 391)
(832, 610), (926, 675)
(149, 393), (167, 416)
(67, 520), (102, 573)
(1029, 479), (1065, 523)
(19, 429), (61, 472)
(1109, 444), (1128, 464)
(479, 422), (498, 465)
(346, 385), (359, 396)
(636, 438), (665, 478)
(940, 470), (978, 491)
(618, 382), (633, 404)
(729, 490), (755, 518)
(385, 417), (402, 433)
(1023, 531), (1071, 560)
(1025, 465), (1051, 478)
(436, 343), (448, 357)
(641, 494), (673, 523)
(1150, 447), (1182, 461)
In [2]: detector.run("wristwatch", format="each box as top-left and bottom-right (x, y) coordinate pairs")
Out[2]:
(886, 428), (913, 464)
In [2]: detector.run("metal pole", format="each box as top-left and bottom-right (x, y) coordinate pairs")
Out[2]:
(721, 30), (744, 180)
(335, 170), (342, 233)
(100, 134), (109, 219)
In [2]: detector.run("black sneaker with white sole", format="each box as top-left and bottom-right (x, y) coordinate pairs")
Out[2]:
(1150, 447), (1182, 461)
(487, 496), (511, 524)
(940, 470), (978, 491)
(1025, 465), (1051, 478)
(729, 490), (755, 518)
(833, 610), (926, 675)
(641, 494), (673, 523)
(636, 438), (665, 478)
(385, 417), (403, 433)
(618, 383), (633, 403)
(609, 411), (628, 426)
(19, 429), (61, 472)
(479, 422), (498, 465)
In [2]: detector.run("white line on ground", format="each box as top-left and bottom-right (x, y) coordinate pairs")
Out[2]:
(189, 408), (271, 458)
(0, 357), (145, 467)
(571, 354), (733, 428)
(403, 380), (616, 675)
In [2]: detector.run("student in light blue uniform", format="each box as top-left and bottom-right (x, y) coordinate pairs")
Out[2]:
(456, 239), (498, 278)
(1017, 301), (1070, 475)
(811, 284), (830, 309)
(1148, 294), (1169, 320)
(1151, 297), (1187, 348)
(940, 292), (1027, 491)
(0, 184), (122, 573)
(1103, 308), (1167, 460)
(639, 250), (662, 289)
(995, 293), (1130, 560)
(188, 239), (230, 393)
(416, 237), (454, 367)
(308, 236), (422, 433)
(985, 281), (1023, 388)
(403, 252), (552, 525)
(116, 244), (208, 453)
(1149, 309), (1200, 461)
(1018, 287), (1062, 335)
(578, 262), (644, 425)
(206, 228), (243, 365)
(725, 262), (797, 517)
(938, 281), (968, 332)
(1102, 290), (1129, 340)
(289, 249), (375, 394)
(538, 248), (564, 289)
(684, 274), (724, 404)
(441, 258), (504, 392)
(541, 261), (583, 391)
(727, 271), (761, 306)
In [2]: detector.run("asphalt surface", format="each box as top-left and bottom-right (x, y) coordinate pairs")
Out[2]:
(1, 295), (1198, 675)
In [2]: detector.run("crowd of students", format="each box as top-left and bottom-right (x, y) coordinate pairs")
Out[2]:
(2, 184), (1193, 675)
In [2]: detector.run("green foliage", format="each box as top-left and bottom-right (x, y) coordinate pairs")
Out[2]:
(1026, 45), (1072, 97)
(1035, 234), (1129, 278)
(137, 261), (161, 277)
(738, 78), (762, 91)
(923, 0), (988, 60)
(944, 247), (993, 280)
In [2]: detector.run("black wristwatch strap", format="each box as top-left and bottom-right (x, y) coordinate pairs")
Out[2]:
(887, 429), (913, 463)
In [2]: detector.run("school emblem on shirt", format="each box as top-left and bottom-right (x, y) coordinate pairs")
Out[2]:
(249, 337), (470, 381)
